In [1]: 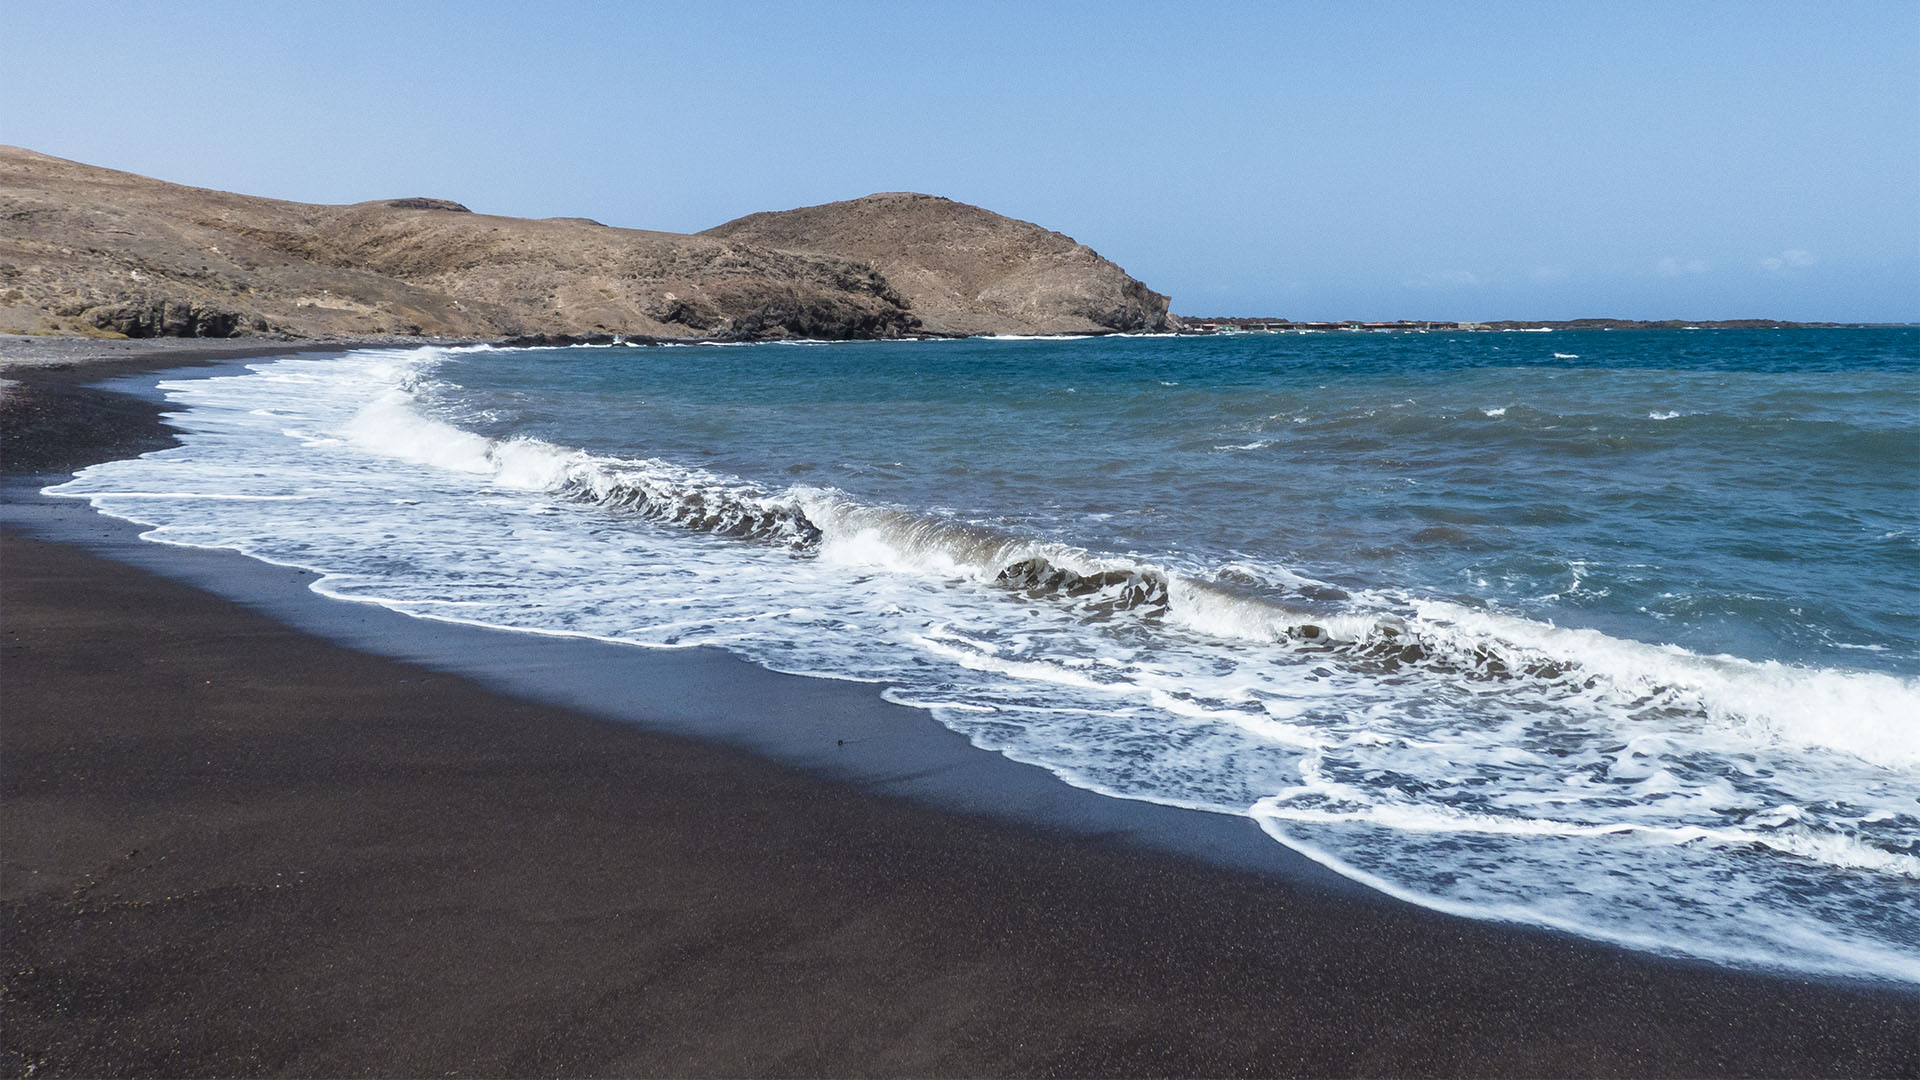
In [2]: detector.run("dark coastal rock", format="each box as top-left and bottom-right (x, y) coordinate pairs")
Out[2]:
(81, 298), (246, 338)
(723, 296), (920, 341)
(650, 297), (723, 331)
(383, 197), (472, 212)
(493, 332), (627, 348)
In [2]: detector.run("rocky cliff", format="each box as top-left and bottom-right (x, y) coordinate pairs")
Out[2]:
(704, 193), (1176, 336)
(0, 148), (1175, 342)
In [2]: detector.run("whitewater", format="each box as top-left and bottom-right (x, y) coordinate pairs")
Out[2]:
(49, 329), (1920, 982)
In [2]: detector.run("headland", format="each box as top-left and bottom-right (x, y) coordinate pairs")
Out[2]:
(0, 147), (1173, 343)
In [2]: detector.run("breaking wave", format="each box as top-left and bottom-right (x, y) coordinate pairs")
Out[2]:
(345, 352), (1920, 777)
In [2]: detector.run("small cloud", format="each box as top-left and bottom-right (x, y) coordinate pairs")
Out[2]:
(1761, 249), (1817, 273)
(1656, 256), (1711, 277)
(1531, 265), (1570, 284)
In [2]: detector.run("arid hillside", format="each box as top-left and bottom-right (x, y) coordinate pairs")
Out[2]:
(0, 147), (914, 341)
(0, 148), (1174, 341)
(705, 193), (1175, 336)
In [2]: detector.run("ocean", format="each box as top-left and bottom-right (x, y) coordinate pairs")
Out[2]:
(49, 328), (1920, 983)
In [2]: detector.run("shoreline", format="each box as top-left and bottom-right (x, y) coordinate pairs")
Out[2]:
(4, 339), (1917, 1076)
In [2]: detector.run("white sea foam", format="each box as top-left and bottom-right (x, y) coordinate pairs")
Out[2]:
(78, 491), (310, 501)
(1407, 599), (1920, 770)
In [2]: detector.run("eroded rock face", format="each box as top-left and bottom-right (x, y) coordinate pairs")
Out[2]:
(382, 197), (471, 212)
(0, 147), (1172, 341)
(703, 193), (1177, 337)
(80, 298), (253, 338)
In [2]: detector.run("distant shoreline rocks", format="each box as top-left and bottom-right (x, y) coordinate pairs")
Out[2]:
(1175, 316), (1880, 333)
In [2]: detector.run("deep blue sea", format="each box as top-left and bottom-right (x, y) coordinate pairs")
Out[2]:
(53, 328), (1920, 981)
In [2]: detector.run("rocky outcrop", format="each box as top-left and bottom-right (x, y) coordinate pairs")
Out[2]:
(0, 147), (1174, 342)
(381, 197), (471, 212)
(79, 298), (257, 338)
(704, 193), (1177, 336)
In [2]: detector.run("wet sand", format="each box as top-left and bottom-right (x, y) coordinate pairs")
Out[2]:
(3, 338), (1917, 1077)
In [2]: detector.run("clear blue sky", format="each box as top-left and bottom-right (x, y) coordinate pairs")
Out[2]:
(5, 0), (1916, 321)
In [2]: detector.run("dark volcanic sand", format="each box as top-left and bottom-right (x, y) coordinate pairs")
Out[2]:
(2, 342), (1917, 1078)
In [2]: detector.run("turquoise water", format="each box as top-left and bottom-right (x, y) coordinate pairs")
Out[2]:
(52, 328), (1920, 981)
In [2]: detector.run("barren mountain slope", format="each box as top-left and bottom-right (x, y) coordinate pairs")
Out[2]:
(703, 193), (1176, 336)
(0, 147), (915, 340)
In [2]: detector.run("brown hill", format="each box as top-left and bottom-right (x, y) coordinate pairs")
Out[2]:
(0, 149), (1175, 342)
(704, 193), (1175, 336)
(0, 148), (910, 341)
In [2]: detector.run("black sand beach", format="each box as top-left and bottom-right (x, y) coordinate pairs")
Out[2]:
(3, 340), (1917, 1077)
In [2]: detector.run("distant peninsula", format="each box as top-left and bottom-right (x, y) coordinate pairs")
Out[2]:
(1178, 316), (1881, 333)
(0, 147), (1175, 342)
